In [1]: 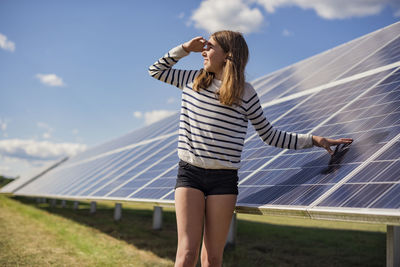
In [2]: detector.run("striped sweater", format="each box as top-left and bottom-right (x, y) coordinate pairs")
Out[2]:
(148, 45), (313, 169)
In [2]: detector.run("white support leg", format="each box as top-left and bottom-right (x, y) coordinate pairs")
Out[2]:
(114, 203), (122, 221)
(73, 201), (79, 210)
(226, 212), (237, 248)
(387, 225), (400, 267)
(90, 201), (97, 214)
(153, 206), (163, 230)
(61, 200), (66, 208)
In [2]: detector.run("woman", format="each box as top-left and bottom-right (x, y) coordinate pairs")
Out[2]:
(148, 31), (352, 267)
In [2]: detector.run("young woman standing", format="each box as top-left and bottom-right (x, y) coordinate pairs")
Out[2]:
(148, 31), (352, 267)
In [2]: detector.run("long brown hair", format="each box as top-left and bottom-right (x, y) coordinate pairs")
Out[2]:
(193, 31), (249, 106)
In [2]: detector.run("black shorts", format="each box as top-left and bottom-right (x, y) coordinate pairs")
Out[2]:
(175, 160), (239, 196)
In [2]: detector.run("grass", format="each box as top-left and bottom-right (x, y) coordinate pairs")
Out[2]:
(0, 195), (173, 267)
(0, 175), (14, 188)
(0, 195), (386, 266)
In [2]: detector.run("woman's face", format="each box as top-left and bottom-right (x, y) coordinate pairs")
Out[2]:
(202, 37), (226, 76)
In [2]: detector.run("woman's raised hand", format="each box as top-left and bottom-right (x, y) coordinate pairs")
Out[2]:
(312, 135), (353, 155)
(182, 36), (208, 53)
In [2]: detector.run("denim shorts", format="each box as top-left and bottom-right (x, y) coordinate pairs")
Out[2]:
(175, 160), (239, 196)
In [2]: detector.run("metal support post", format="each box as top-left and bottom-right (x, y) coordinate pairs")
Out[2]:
(153, 206), (163, 230)
(114, 203), (122, 221)
(387, 225), (400, 267)
(61, 200), (66, 208)
(90, 201), (97, 214)
(73, 201), (79, 210)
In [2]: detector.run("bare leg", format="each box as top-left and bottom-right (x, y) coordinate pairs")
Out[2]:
(174, 187), (205, 267)
(200, 194), (237, 267)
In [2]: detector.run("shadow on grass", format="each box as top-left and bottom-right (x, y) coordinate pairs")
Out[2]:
(12, 196), (385, 267)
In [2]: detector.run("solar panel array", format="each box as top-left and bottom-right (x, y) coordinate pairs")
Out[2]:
(2, 22), (400, 224)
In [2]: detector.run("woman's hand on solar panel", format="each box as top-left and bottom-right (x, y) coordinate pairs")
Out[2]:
(312, 136), (353, 155)
(182, 36), (208, 53)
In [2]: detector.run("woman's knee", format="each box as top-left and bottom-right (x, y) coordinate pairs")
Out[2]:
(201, 250), (223, 267)
(176, 248), (199, 266)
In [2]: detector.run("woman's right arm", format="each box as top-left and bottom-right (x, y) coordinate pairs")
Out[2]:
(148, 37), (206, 89)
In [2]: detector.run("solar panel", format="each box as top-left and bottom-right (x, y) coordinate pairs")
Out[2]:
(0, 157), (67, 194)
(238, 67), (400, 210)
(259, 22), (400, 102)
(66, 113), (179, 165)
(3, 21), (400, 225)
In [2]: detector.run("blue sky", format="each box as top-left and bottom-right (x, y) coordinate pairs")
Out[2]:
(0, 0), (399, 177)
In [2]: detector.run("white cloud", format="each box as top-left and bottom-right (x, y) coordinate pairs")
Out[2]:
(37, 122), (53, 132)
(37, 122), (54, 139)
(282, 29), (293, 37)
(0, 139), (87, 161)
(133, 110), (177, 125)
(144, 110), (177, 125)
(167, 97), (177, 104)
(35, 74), (65, 87)
(72, 129), (79, 135)
(133, 111), (143, 119)
(0, 165), (10, 174)
(0, 155), (44, 178)
(256, 0), (400, 19)
(0, 118), (9, 138)
(189, 0), (399, 34)
(42, 132), (51, 139)
(0, 119), (7, 132)
(0, 33), (15, 52)
(190, 0), (264, 34)
(178, 12), (185, 19)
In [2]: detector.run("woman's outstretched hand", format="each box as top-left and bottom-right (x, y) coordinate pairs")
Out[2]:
(312, 135), (353, 155)
(182, 36), (207, 53)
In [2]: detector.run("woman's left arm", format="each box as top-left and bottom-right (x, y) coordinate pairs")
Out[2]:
(244, 83), (353, 153)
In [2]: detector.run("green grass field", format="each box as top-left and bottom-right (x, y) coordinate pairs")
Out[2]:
(0, 195), (386, 266)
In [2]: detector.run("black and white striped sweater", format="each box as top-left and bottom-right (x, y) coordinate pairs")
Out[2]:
(148, 45), (313, 169)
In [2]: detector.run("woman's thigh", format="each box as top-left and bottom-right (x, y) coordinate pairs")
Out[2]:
(202, 194), (237, 255)
(174, 187), (206, 251)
